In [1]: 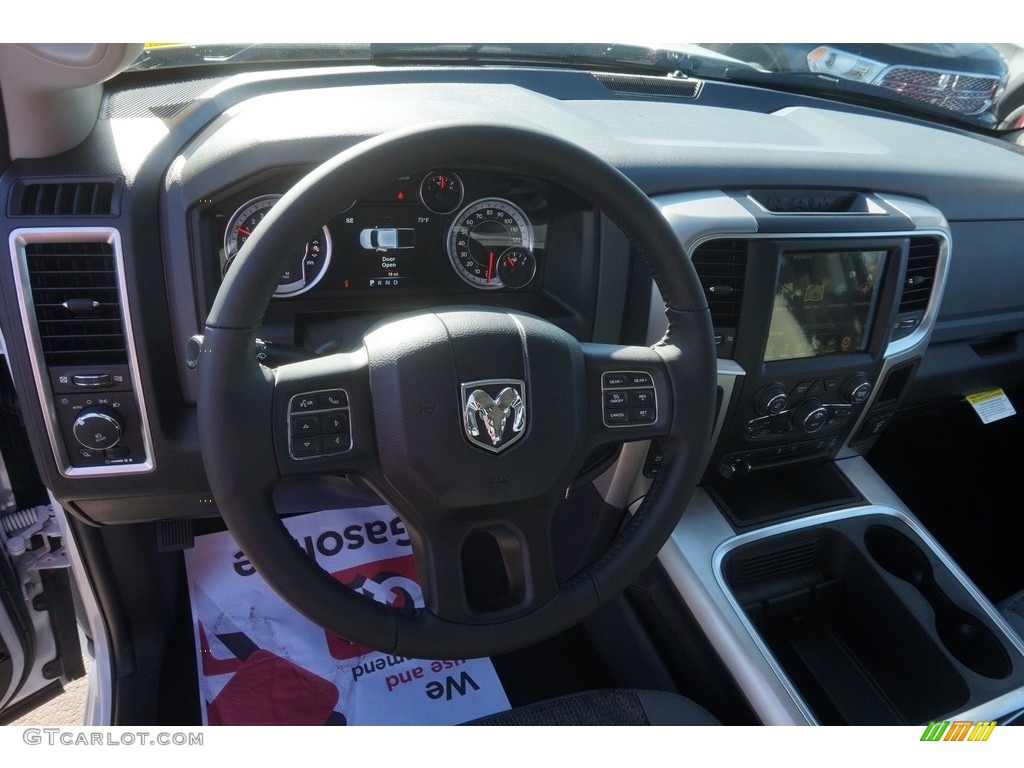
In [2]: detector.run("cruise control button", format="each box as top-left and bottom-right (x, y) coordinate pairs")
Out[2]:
(628, 373), (653, 387)
(602, 373), (629, 388)
(291, 414), (321, 435)
(632, 406), (656, 424)
(630, 389), (655, 407)
(604, 391), (629, 408)
(605, 409), (629, 425)
(291, 436), (322, 457)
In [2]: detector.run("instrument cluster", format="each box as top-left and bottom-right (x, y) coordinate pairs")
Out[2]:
(210, 170), (555, 300)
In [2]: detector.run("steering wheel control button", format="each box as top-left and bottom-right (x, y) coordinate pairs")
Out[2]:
(631, 389), (655, 407)
(292, 395), (319, 412)
(632, 407), (656, 423)
(605, 409), (629, 425)
(288, 390), (352, 459)
(291, 415), (321, 436)
(605, 391), (629, 408)
(322, 412), (349, 434)
(319, 390), (347, 409)
(291, 436), (322, 457)
(602, 370), (658, 427)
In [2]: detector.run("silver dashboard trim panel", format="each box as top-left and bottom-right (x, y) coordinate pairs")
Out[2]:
(9, 227), (155, 477)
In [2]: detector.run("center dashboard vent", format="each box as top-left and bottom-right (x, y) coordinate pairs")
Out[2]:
(10, 179), (120, 217)
(690, 239), (749, 357)
(24, 241), (127, 366)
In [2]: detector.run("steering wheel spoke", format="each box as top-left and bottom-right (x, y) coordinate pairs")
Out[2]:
(402, 494), (564, 626)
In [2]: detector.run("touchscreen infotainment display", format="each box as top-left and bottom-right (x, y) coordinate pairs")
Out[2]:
(764, 250), (887, 362)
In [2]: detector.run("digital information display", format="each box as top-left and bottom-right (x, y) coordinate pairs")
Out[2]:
(327, 204), (449, 291)
(764, 250), (887, 362)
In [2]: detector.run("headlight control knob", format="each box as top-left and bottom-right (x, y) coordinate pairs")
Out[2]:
(73, 407), (125, 450)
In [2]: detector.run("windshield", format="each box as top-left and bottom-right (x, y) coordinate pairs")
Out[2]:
(127, 42), (1024, 131)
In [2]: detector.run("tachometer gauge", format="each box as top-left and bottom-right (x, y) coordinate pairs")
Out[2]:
(418, 171), (464, 214)
(447, 198), (533, 289)
(223, 194), (332, 298)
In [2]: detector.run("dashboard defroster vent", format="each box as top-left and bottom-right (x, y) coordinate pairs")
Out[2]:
(24, 241), (128, 367)
(691, 239), (748, 357)
(899, 237), (940, 314)
(11, 179), (119, 217)
(595, 73), (702, 99)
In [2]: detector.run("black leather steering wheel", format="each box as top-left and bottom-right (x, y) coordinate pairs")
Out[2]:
(198, 123), (716, 659)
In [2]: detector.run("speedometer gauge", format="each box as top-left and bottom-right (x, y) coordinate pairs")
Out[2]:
(447, 198), (533, 289)
(223, 195), (332, 298)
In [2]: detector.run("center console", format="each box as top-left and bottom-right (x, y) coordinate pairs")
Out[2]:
(628, 190), (1024, 725)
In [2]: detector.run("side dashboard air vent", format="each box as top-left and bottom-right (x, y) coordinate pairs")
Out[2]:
(11, 179), (119, 217)
(690, 239), (748, 357)
(594, 73), (702, 99)
(898, 237), (940, 314)
(24, 241), (127, 366)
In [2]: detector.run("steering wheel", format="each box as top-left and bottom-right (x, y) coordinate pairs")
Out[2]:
(198, 123), (716, 660)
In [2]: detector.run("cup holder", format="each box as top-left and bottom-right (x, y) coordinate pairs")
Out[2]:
(865, 525), (1011, 680)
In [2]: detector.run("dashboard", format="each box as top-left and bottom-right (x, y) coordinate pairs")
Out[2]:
(3, 49), (1024, 729)
(0, 63), (1022, 526)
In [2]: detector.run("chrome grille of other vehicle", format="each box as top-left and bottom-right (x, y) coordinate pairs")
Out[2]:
(878, 67), (1001, 116)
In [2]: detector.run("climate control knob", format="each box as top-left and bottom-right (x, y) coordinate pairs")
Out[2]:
(72, 407), (125, 450)
(790, 398), (829, 433)
(754, 383), (788, 416)
(842, 373), (872, 404)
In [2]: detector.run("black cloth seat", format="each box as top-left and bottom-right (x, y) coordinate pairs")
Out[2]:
(464, 689), (719, 726)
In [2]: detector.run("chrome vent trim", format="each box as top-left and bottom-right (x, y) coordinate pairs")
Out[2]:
(9, 228), (154, 477)
(11, 179), (119, 217)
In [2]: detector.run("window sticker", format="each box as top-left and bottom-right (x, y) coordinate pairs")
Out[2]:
(965, 389), (1017, 425)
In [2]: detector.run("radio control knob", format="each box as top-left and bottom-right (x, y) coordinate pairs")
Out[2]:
(791, 398), (828, 433)
(72, 407), (125, 450)
(754, 383), (788, 416)
(842, 374), (872, 404)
